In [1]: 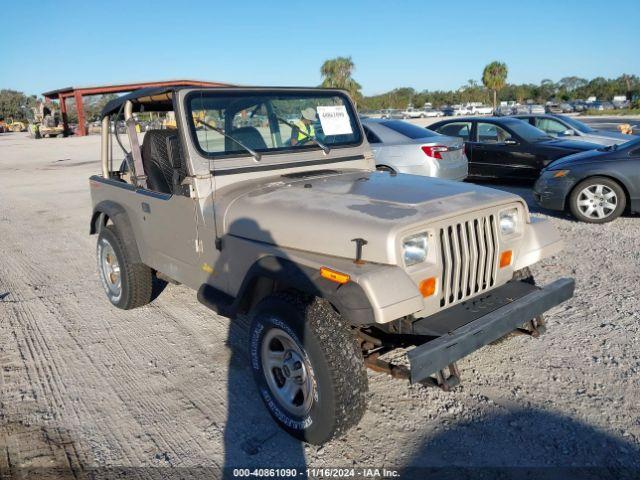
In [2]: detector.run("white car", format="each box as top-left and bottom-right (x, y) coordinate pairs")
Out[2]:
(453, 105), (471, 116)
(401, 108), (427, 119)
(422, 108), (444, 117)
(468, 105), (493, 115)
(528, 104), (546, 114)
(361, 118), (468, 180)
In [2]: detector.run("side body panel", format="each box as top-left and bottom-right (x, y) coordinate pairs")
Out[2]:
(89, 176), (218, 290)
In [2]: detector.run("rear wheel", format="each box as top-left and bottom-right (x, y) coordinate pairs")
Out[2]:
(569, 177), (625, 223)
(96, 225), (154, 309)
(249, 292), (368, 444)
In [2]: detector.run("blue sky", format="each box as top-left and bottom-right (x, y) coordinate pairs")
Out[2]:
(1, 0), (637, 96)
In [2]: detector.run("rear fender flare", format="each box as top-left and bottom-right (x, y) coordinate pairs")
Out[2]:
(90, 201), (142, 263)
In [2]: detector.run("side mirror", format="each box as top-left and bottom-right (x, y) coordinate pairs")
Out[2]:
(562, 129), (574, 136)
(504, 138), (518, 145)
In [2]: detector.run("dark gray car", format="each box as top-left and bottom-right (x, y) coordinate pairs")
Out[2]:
(534, 137), (640, 222)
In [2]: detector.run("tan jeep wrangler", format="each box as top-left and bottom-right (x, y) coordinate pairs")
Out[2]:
(89, 86), (574, 444)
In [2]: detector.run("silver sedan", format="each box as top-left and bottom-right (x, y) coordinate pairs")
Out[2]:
(361, 118), (468, 180)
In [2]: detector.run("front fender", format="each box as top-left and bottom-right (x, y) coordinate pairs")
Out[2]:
(234, 256), (377, 325)
(205, 249), (424, 326)
(513, 217), (563, 271)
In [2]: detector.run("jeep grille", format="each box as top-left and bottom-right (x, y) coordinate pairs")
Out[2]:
(439, 214), (498, 307)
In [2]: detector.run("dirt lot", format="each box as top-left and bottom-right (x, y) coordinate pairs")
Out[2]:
(1, 132), (639, 479)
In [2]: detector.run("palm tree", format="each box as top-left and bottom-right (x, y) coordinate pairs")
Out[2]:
(320, 56), (362, 104)
(482, 61), (508, 109)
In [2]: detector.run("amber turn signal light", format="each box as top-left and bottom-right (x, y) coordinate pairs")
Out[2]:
(419, 277), (437, 297)
(320, 267), (350, 284)
(499, 250), (513, 268)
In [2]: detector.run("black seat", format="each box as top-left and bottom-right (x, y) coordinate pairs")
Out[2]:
(229, 126), (267, 151)
(141, 130), (184, 194)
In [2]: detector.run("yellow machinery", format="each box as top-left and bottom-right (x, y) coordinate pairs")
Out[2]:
(5, 119), (28, 132)
(30, 102), (65, 138)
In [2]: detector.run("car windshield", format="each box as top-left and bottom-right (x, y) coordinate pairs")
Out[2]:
(187, 91), (362, 157)
(555, 115), (595, 133)
(504, 120), (553, 142)
(380, 120), (438, 139)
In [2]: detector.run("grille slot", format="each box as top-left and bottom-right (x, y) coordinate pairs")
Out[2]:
(439, 215), (498, 307)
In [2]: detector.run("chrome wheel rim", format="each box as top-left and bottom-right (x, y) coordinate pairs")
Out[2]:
(98, 239), (122, 300)
(577, 184), (617, 220)
(261, 327), (315, 417)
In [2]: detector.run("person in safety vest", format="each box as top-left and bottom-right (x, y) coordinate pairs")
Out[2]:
(290, 107), (317, 146)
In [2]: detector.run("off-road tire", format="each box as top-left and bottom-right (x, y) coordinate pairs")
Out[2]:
(96, 225), (154, 310)
(249, 292), (368, 444)
(569, 176), (626, 223)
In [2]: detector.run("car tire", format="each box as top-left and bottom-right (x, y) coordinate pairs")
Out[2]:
(96, 225), (154, 309)
(249, 292), (368, 444)
(569, 177), (626, 223)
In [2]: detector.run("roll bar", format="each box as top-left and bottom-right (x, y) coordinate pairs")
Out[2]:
(100, 116), (110, 178)
(99, 100), (143, 183)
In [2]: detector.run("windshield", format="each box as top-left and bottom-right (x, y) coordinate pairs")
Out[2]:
(187, 91), (362, 157)
(504, 120), (553, 142)
(555, 115), (595, 133)
(380, 120), (438, 139)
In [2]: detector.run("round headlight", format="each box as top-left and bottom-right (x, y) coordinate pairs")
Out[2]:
(499, 208), (518, 235)
(403, 233), (428, 266)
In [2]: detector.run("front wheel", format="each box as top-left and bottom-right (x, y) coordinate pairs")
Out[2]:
(569, 177), (626, 223)
(249, 292), (368, 444)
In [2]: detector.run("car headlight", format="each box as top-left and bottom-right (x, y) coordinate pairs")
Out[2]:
(499, 208), (519, 236)
(402, 233), (428, 266)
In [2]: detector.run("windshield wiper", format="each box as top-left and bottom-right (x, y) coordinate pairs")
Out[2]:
(275, 115), (331, 154)
(196, 118), (261, 161)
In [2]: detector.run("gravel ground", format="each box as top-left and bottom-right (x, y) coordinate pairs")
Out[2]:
(0, 132), (639, 479)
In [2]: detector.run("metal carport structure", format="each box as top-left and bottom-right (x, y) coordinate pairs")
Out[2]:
(42, 79), (232, 136)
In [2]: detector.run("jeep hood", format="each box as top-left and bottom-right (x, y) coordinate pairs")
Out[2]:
(222, 171), (521, 264)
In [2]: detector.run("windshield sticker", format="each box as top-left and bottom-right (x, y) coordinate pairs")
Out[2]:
(317, 105), (353, 135)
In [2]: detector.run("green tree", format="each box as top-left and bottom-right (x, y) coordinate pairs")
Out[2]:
(482, 61), (508, 109)
(0, 89), (37, 121)
(539, 78), (557, 101)
(320, 56), (362, 104)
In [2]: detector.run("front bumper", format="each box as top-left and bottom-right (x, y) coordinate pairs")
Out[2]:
(406, 277), (575, 383)
(533, 173), (575, 211)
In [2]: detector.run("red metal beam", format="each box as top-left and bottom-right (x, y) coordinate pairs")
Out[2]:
(42, 80), (232, 136)
(43, 79), (230, 98)
(59, 96), (68, 136)
(74, 91), (86, 137)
